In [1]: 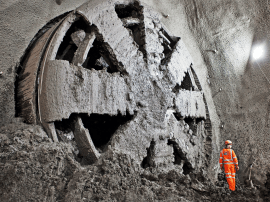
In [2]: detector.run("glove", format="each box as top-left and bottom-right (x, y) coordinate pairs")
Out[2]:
(236, 166), (239, 171)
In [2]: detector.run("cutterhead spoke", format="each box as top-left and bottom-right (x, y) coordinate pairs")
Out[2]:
(39, 60), (135, 123)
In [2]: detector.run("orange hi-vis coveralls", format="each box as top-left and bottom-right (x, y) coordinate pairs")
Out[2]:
(219, 148), (238, 191)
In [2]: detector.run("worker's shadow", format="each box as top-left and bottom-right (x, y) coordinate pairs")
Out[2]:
(215, 172), (226, 187)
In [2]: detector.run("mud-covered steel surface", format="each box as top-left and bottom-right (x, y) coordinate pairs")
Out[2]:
(72, 31), (96, 66)
(17, 22), (61, 124)
(34, 0), (208, 169)
(73, 116), (101, 163)
(45, 13), (78, 61)
(174, 90), (206, 118)
(39, 60), (133, 122)
(0, 0), (89, 126)
(163, 40), (193, 88)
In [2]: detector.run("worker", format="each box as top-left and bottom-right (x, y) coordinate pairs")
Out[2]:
(219, 140), (239, 191)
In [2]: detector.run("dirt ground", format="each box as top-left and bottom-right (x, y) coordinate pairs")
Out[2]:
(0, 121), (269, 202)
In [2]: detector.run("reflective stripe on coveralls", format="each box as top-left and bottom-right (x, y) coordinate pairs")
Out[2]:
(219, 148), (238, 191)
